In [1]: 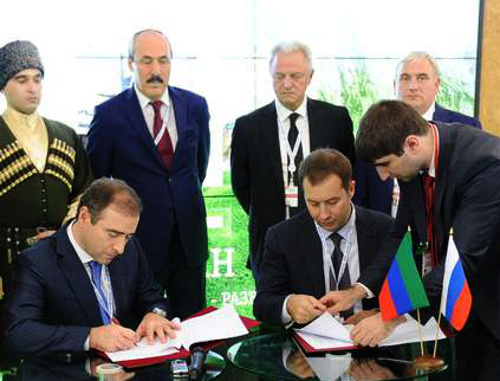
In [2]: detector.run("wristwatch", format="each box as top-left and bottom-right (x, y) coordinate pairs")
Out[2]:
(151, 307), (167, 318)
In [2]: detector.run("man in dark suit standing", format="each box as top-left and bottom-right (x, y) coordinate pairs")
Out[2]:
(254, 149), (394, 328)
(87, 30), (210, 320)
(2, 178), (179, 357)
(326, 101), (500, 380)
(231, 42), (355, 283)
(354, 51), (481, 216)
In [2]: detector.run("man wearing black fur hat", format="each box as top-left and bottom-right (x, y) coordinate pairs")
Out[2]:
(0, 40), (93, 299)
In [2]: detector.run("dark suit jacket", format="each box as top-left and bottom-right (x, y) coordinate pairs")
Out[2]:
(358, 123), (500, 342)
(354, 104), (482, 215)
(230, 99), (355, 278)
(253, 207), (394, 325)
(2, 227), (167, 356)
(433, 103), (482, 128)
(86, 87), (210, 272)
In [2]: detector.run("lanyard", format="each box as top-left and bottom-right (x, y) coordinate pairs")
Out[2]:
(429, 123), (439, 178)
(278, 117), (303, 186)
(319, 228), (353, 290)
(153, 104), (171, 146)
(89, 264), (114, 321)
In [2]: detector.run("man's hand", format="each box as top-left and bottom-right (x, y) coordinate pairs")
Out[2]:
(319, 285), (366, 315)
(344, 309), (379, 325)
(89, 324), (137, 352)
(287, 294), (326, 324)
(90, 358), (135, 381)
(348, 359), (396, 380)
(286, 350), (315, 379)
(350, 313), (406, 347)
(135, 313), (181, 344)
(27, 230), (57, 246)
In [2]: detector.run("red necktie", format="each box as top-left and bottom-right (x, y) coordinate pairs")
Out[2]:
(422, 172), (438, 268)
(151, 100), (173, 168)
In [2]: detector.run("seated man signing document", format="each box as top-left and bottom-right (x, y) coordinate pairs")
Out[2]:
(2, 178), (180, 356)
(253, 149), (397, 341)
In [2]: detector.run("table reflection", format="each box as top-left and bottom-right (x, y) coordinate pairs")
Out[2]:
(227, 332), (448, 380)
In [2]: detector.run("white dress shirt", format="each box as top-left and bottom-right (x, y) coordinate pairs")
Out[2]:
(281, 205), (368, 324)
(67, 221), (116, 350)
(275, 98), (311, 188)
(134, 84), (178, 150)
(422, 102), (436, 122)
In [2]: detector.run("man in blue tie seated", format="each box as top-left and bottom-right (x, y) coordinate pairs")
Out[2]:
(253, 149), (394, 327)
(2, 178), (180, 356)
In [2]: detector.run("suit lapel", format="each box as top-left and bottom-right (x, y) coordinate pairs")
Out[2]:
(124, 88), (166, 169)
(355, 208), (374, 270)
(262, 103), (285, 192)
(55, 229), (102, 325)
(433, 104), (445, 122)
(307, 98), (323, 149)
(434, 125), (449, 245)
(169, 87), (188, 173)
(300, 213), (326, 297)
(108, 255), (125, 319)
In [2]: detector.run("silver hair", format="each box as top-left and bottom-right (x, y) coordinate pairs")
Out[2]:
(269, 41), (313, 72)
(395, 51), (440, 79)
(128, 29), (173, 60)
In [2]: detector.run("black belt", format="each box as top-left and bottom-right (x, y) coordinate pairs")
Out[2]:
(0, 226), (57, 264)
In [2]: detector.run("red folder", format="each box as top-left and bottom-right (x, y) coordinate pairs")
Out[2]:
(292, 331), (358, 354)
(99, 306), (260, 368)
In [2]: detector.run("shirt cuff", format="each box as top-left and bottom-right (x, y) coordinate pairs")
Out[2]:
(281, 295), (293, 326)
(84, 335), (90, 351)
(355, 282), (374, 298)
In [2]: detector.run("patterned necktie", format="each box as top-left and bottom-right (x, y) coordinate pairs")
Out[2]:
(151, 100), (174, 168)
(329, 233), (351, 290)
(287, 112), (303, 215)
(330, 232), (353, 318)
(89, 261), (111, 325)
(287, 113), (303, 183)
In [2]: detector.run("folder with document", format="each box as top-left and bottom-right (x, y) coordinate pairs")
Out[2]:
(102, 305), (259, 367)
(293, 312), (446, 353)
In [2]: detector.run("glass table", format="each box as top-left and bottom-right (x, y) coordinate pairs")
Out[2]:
(0, 350), (225, 380)
(227, 332), (449, 380)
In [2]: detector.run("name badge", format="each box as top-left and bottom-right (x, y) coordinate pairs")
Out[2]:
(422, 248), (433, 276)
(285, 185), (298, 208)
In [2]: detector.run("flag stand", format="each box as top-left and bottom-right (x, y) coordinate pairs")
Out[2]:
(433, 312), (443, 357)
(414, 310), (444, 369)
(413, 257), (446, 370)
(413, 309), (443, 368)
(416, 309), (425, 357)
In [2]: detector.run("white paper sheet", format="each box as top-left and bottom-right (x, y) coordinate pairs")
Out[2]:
(180, 304), (249, 349)
(106, 337), (179, 362)
(295, 312), (352, 342)
(105, 305), (249, 362)
(294, 312), (445, 351)
(307, 354), (353, 381)
(380, 316), (446, 346)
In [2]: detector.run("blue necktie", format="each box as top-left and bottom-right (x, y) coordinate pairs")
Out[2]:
(89, 261), (111, 324)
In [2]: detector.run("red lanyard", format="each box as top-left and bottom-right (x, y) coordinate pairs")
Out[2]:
(424, 123), (440, 269)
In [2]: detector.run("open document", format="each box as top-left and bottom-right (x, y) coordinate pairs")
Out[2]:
(106, 305), (249, 362)
(294, 312), (446, 352)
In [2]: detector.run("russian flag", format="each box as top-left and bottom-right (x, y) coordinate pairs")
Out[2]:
(441, 236), (472, 331)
